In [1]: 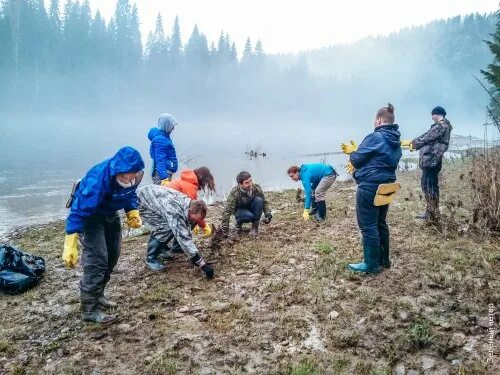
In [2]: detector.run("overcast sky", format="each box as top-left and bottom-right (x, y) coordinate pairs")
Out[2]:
(87, 0), (499, 53)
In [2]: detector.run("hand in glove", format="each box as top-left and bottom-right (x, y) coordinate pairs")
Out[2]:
(263, 213), (272, 224)
(345, 161), (356, 175)
(63, 233), (79, 268)
(126, 209), (142, 229)
(191, 254), (214, 279)
(341, 140), (358, 155)
(193, 224), (213, 237)
(160, 178), (172, 186)
(201, 264), (214, 279)
(303, 209), (310, 221)
(400, 140), (415, 151)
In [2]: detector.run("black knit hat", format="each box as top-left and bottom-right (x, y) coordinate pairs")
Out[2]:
(431, 106), (446, 117)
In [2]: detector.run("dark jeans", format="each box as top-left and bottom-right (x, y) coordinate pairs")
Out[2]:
(80, 214), (122, 295)
(421, 165), (442, 200)
(235, 196), (264, 225)
(356, 187), (389, 249)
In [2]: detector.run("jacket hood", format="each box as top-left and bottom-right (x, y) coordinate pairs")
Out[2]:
(180, 170), (199, 186)
(157, 113), (178, 134)
(148, 127), (170, 141)
(376, 124), (401, 148)
(109, 147), (145, 175)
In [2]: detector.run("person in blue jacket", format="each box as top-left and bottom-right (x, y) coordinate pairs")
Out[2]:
(287, 163), (337, 222)
(148, 113), (179, 185)
(62, 147), (145, 323)
(341, 103), (402, 273)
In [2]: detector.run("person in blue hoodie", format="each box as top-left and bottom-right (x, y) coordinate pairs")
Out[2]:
(62, 147), (145, 323)
(148, 113), (179, 185)
(287, 163), (338, 222)
(341, 103), (402, 273)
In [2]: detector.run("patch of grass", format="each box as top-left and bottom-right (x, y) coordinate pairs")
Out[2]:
(140, 284), (178, 304)
(353, 361), (372, 375)
(147, 355), (178, 375)
(0, 340), (13, 354)
(407, 320), (433, 349)
(289, 359), (320, 375)
(370, 368), (391, 375)
(329, 357), (351, 374)
(266, 280), (287, 293)
(329, 330), (360, 348)
(315, 241), (334, 255)
(9, 364), (26, 375)
(62, 366), (83, 375)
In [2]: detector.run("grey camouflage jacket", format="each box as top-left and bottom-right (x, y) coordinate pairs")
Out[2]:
(412, 119), (452, 169)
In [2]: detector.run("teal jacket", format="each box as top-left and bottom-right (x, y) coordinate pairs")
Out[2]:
(299, 163), (336, 209)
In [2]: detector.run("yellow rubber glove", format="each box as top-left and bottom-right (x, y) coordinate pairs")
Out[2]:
(160, 177), (172, 186)
(193, 225), (200, 235)
(345, 161), (356, 175)
(62, 233), (79, 268)
(400, 140), (415, 151)
(341, 140), (358, 155)
(126, 209), (142, 229)
(202, 224), (213, 237)
(303, 209), (310, 221)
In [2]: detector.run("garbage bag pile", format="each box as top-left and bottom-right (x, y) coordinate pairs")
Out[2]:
(0, 244), (45, 294)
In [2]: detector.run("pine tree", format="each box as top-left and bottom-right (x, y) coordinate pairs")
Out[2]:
(242, 37), (252, 62)
(169, 15), (182, 63)
(481, 11), (500, 121)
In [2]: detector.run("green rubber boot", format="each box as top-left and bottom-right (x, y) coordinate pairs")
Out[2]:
(348, 245), (381, 274)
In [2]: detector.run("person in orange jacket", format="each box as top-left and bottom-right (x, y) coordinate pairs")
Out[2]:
(164, 167), (216, 237)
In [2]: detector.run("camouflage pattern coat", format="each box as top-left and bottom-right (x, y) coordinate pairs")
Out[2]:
(412, 119), (452, 169)
(137, 185), (199, 258)
(220, 184), (270, 231)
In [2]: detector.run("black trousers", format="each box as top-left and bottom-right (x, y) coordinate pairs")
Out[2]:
(79, 214), (122, 296)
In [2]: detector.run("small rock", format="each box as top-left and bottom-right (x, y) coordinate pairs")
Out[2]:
(440, 321), (452, 331)
(178, 306), (190, 313)
(91, 332), (108, 340)
(357, 317), (366, 326)
(393, 363), (405, 375)
(212, 302), (230, 312)
(137, 312), (147, 319)
(236, 270), (246, 276)
(197, 314), (209, 322)
(477, 317), (489, 328)
(60, 327), (70, 334)
(449, 332), (466, 348)
(421, 356), (436, 370)
(407, 370), (419, 375)
(289, 258), (297, 265)
(117, 323), (132, 333)
(328, 311), (339, 320)
(144, 356), (153, 364)
(72, 352), (83, 362)
(398, 310), (409, 321)
(57, 348), (64, 358)
(450, 359), (461, 366)
(17, 354), (28, 363)
(281, 340), (289, 346)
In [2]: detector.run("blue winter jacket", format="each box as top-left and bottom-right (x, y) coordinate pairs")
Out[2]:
(65, 147), (145, 234)
(299, 163), (336, 209)
(350, 124), (402, 190)
(149, 114), (179, 180)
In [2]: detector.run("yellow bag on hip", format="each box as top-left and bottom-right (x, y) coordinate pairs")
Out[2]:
(374, 183), (401, 206)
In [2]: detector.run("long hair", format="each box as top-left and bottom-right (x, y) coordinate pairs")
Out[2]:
(194, 167), (215, 192)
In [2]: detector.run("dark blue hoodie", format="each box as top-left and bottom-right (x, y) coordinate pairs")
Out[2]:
(350, 124), (402, 189)
(65, 147), (145, 234)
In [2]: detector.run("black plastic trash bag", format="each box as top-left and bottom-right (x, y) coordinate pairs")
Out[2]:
(0, 244), (45, 294)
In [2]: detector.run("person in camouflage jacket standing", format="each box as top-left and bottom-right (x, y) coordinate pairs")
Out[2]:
(137, 185), (214, 278)
(220, 171), (272, 236)
(403, 106), (452, 226)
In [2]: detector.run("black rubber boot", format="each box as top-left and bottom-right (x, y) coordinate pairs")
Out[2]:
(249, 221), (259, 236)
(313, 201), (327, 222)
(98, 293), (118, 309)
(145, 236), (167, 272)
(81, 292), (116, 324)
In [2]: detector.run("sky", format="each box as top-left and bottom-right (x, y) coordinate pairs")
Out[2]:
(85, 0), (499, 54)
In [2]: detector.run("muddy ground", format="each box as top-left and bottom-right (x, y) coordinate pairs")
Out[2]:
(1, 160), (499, 375)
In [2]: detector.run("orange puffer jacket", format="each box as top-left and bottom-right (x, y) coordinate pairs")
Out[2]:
(165, 170), (207, 229)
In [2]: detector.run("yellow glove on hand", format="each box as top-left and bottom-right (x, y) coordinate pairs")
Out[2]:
(202, 224), (213, 237)
(341, 140), (358, 155)
(126, 209), (142, 229)
(193, 225), (200, 235)
(303, 209), (310, 221)
(400, 140), (414, 151)
(345, 161), (356, 175)
(160, 179), (170, 186)
(63, 233), (79, 268)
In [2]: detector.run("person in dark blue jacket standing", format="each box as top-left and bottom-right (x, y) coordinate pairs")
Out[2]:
(62, 147), (145, 323)
(287, 163), (337, 222)
(148, 113), (179, 185)
(341, 103), (402, 273)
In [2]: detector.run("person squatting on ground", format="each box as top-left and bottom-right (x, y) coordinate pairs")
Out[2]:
(62, 147), (145, 323)
(342, 103), (402, 273)
(220, 171), (272, 236)
(137, 185), (214, 278)
(148, 113), (179, 185)
(401, 106), (452, 227)
(165, 167), (216, 237)
(287, 163), (337, 222)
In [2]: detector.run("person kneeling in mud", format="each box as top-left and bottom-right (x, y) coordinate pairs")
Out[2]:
(341, 103), (402, 274)
(220, 171), (272, 236)
(287, 164), (337, 222)
(62, 147), (145, 324)
(137, 185), (214, 279)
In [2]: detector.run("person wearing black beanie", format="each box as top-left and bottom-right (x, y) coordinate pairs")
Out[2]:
(402, 106), (452, 227)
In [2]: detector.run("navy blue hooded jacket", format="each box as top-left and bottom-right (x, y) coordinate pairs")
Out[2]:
(149, 113), (179, 180)
(65, 147), (145, 234)
(350, 124), (402, 189)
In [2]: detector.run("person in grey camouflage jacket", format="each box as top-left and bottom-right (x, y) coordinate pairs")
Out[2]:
(410, 106), (452, 226)
(137, 185), (214, 278)
(220, 171), (272, 236)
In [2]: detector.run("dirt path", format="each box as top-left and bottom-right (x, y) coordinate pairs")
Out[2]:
(1, 161), (499, 374)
